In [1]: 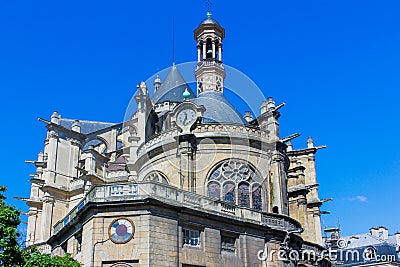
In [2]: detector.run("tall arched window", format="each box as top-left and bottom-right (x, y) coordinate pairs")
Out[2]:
(252, 184), (262, 211)
(238, 182), (250, 208)
(206, 159), (263, 211)
(223, 182), (235, 204)
(207, 182), (220, 200)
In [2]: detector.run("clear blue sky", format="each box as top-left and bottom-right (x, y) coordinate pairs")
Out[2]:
(0, 0), (399, 236)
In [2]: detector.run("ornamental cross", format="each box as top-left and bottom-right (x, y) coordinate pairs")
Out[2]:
(206, 0), (212, 12)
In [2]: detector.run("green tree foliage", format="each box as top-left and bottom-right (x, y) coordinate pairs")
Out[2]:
(22, 247), (81, 267)
(0, 185), (24, 266)
(0, 185), (81, 267)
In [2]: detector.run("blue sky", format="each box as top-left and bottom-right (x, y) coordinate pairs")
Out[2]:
(0, 0), (399, 236)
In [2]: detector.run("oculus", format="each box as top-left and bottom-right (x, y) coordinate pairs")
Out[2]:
(108, 217), (135, 244)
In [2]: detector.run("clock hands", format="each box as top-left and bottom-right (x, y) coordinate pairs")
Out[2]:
(182, 112), (188, 125)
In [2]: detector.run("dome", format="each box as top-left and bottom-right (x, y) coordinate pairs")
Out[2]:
(191, 91), (247, 124)
(200, 17), (220, 26)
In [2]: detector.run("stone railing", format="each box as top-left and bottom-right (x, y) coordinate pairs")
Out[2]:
(137, 123), (263, 158)
(193, 123), (261, 138)
(53, 181), (302, 235)
(137, 129), (179, 158)
(197, 60), (224, 69)
(106, 170), (129, 180)
(262, 214), (302, 232)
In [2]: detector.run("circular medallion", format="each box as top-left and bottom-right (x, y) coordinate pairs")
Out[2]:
(108, 217), (135, 244)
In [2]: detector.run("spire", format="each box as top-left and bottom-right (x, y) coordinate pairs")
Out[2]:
(154, 75), (162, 92)
(152, 65), (195, 103)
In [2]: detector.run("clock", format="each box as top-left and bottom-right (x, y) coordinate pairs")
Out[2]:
(176, 108), (197, 127)
(108, 217), (135, 244)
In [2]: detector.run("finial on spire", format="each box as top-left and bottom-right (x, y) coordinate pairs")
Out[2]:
(206, 0), (212, 17)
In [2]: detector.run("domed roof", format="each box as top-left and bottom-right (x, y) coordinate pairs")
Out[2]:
(191, 91), (247, 124)
(200, 17), (220, 26)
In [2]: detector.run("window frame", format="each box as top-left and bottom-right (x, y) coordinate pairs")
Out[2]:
(182, 227), (201, 248)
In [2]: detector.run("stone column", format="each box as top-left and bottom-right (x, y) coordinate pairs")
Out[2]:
(212, 41), (216, 59)
(297, 195), (308, 232)
(269, 153), (289, 215)
(202, 42), (206, 60)
(46, 130), (59, 184)
(26, 207), (38, 246)
(197, 46), (201, 62)
(218, 44), (222, 61)
(40, 193), (54, 241)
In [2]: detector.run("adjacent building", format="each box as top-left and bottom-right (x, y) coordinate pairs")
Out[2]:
(324, 226), (400, 266)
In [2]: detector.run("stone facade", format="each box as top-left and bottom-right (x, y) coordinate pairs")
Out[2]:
(22, 13), (331, 267)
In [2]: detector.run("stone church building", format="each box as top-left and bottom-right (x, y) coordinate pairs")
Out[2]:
(23, 12), (331, 267)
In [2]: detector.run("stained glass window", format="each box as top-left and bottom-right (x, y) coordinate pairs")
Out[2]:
(238, 183), (250, 208)
(207, 182), (221, 200)
(207, 159), (263, 210)
(252, 185), (262, 211)
(223, 183), (235, 204)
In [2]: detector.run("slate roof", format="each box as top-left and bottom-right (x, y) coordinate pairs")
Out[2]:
(200, 17), (220, 26)
(59, 118), (116, 135)
(152, 65), (196, 104)
(191, 91), (247, 124)
(341, 233), (398, 249)
(152, 65), (246, 124)
(338, 233), (399, 266)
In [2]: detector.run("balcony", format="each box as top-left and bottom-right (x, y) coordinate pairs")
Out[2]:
(53, 181), (302, 235)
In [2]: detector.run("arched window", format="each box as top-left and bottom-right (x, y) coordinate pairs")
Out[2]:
(143, 171), (169, 184)
(207, 182), (220, 200)
(206, 159), (263, 211)
(252, 184), (262, 211)
(223, 182), (235, 204)
(206, 38), (213, 59)
(272, 206), (279, 214)
(238, 182), (250, 208)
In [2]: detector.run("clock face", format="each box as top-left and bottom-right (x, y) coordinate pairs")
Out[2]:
(108, 218), (135, 244)
(177, 108), (197, 127)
